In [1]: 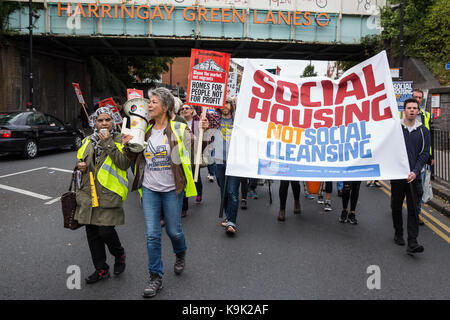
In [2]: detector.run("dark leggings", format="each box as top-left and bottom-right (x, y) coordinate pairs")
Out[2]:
(279, 181), (300, 210)
(342, 181), (361, 212)
(85, 225), (124, 271)
(241, 178), (258, 199)
(322, 181), (333, 194)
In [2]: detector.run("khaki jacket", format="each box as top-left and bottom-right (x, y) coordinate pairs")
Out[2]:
(75, 134), (131, 226)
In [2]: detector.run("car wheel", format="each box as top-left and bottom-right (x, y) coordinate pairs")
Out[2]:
(23, 139), (38, 159)
(72, 135), (83, 150)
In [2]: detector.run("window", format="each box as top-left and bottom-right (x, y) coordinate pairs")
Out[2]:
(26, 113), (48, 126)
(46, 115), (64, 128)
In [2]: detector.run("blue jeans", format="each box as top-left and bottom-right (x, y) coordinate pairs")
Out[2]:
(141, 187), (186, 277)
(214, 163), (240, 227)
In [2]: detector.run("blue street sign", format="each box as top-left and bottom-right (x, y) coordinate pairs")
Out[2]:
(446, 63), (450, 70)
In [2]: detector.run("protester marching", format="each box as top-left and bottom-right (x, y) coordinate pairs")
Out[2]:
(64, 49), (434, 301)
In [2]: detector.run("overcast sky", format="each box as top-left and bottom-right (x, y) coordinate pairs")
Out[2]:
(233, 58), (330, 78)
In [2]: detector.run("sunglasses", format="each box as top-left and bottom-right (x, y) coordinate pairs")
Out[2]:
(181, 107), (191, 111)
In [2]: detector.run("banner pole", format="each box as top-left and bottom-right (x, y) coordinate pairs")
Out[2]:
(194, 107), (206, 182)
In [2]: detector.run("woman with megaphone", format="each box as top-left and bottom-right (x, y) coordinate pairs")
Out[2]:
(75, 107), (133, 284)
(124, 87), (207, 298)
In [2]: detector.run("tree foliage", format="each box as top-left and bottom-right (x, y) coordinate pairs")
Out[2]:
(302, 64), (318, 77)
(339, 0), (449, 85)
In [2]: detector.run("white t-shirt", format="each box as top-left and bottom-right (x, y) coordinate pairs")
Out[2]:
(142, 128), (175, 192)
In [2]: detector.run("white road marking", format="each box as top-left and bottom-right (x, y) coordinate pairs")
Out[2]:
(0, 167), (48, 179)
(45, 197), (61, 205)
(48, 167), (73, 173)
(0, 183), (52, 200)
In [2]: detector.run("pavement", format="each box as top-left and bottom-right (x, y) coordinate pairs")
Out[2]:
(430, 178), (450, 217)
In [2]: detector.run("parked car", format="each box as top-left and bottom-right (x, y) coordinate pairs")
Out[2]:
(0, 111), (84, 159)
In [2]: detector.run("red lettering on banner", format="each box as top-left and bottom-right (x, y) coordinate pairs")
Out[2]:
(363, 64), (385, 96)
(345, 101), (370, 125)
(276, 81), (299, 106)
(249, 97), (271, 122)
(313, 109), (334, 129)
(321, 80), (334, 106)
(301, 82), (321, 107)
(334, 106), (344, 127)
(252, 70), (275, 100)
(335, 73), (365, 105)
(371, 94), (392, 121)
(292, 109), (312, 129)
(271, 104), (291, 126)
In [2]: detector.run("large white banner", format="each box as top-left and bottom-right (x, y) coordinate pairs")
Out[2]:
(226, 51), (410, 181)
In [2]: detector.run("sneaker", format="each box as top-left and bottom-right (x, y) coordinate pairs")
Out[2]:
(339, 210), (348, 223)
(347, 212), (357, 224)
(143, 273), (163, 298)
(196, 195), (202, 203)
(373, 181), (382, 187)
(207, 174), (214, 182)
(294, 200), (301, 214)
(85, 269), (110, 284)
(174, 252), (185, 275)
(277, 209), (286, 221)
(240, 199), (248, 210)
(406, 243), (424, 254)
(394, 235), (405, 246)
(225, 225), (237, 235)
(366, 181), (373, 187)
(317, 194), (324, 204)
(114, 253), (126, 275)
(324, 202), (332, 211)
(305, 193), (315, 200)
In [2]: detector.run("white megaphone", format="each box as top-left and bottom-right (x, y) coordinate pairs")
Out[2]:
(122, 98), (150, 153)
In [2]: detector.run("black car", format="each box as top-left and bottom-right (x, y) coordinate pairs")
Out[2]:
(0, 111), (84, 158)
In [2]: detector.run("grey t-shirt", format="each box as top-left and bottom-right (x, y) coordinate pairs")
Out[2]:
(142, 128), (176, 192)
(213, 117), (233, 162)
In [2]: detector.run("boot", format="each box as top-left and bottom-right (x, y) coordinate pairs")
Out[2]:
(277, 209), (286, 221)
(294, 200), (301, 214)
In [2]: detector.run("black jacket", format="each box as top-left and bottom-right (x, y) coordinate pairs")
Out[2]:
(401, 120), (430, 178)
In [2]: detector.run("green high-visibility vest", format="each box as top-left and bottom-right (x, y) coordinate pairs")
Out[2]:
(77, 137), (129, 201)
(138, 121), (197, 197)
(399, 109), (432, 155)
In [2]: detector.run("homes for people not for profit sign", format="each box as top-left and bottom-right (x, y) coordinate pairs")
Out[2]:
(187, 49), (230, 108)
(226, 51), (410, 181)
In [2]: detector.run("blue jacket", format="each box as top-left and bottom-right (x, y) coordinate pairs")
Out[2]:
(400, 120), (431, 178)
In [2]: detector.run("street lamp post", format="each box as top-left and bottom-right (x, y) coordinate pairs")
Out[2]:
(398, 0), (404, 81)
(28, 0), (34, 109)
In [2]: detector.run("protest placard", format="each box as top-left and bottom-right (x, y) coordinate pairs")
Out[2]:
(393, 81), (413, 112)
(226, 51), (410, 181)
(187, 49), (231, 108)
(72, 83), (85, 104)
(127, 88), (144, 100)
(98, 97), (123, 125)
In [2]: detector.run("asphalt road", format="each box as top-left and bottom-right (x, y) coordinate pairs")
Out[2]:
(0, 149), (449, 300)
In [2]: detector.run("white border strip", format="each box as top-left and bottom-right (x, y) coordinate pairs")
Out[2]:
(45, 197), (61, 205)
(48, 167), (73, 173)
(0, 167), (48, 179)
(0, 183), (52, 200)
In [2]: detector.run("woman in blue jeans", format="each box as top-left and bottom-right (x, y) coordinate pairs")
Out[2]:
(125, 88), (202, 298)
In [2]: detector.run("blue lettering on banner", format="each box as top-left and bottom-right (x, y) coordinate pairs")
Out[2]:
(258, 159), (380, 178)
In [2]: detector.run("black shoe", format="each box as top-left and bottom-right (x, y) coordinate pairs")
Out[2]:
(294, 200), (301, 214)
(143, 273), (163, 298)
(394, 235), (405, 246)
(174, 252), (185, 275)
(85, 269), (110, 284)
(240, 199), (248, 210)
(339, 210), (348, 223)
(114, 253), (126, 275)
(347, 212), (357, 225)
(407, 243), (424, 254)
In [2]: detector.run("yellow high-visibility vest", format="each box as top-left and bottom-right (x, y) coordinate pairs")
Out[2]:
(138, 121), (197, 197)
(77, 137), (129, 201)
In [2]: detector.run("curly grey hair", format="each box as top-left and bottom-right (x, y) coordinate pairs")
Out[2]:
(148, 87), (175, 117)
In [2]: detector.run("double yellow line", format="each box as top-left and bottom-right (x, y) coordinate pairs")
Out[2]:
(377, 180), (450, 244)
